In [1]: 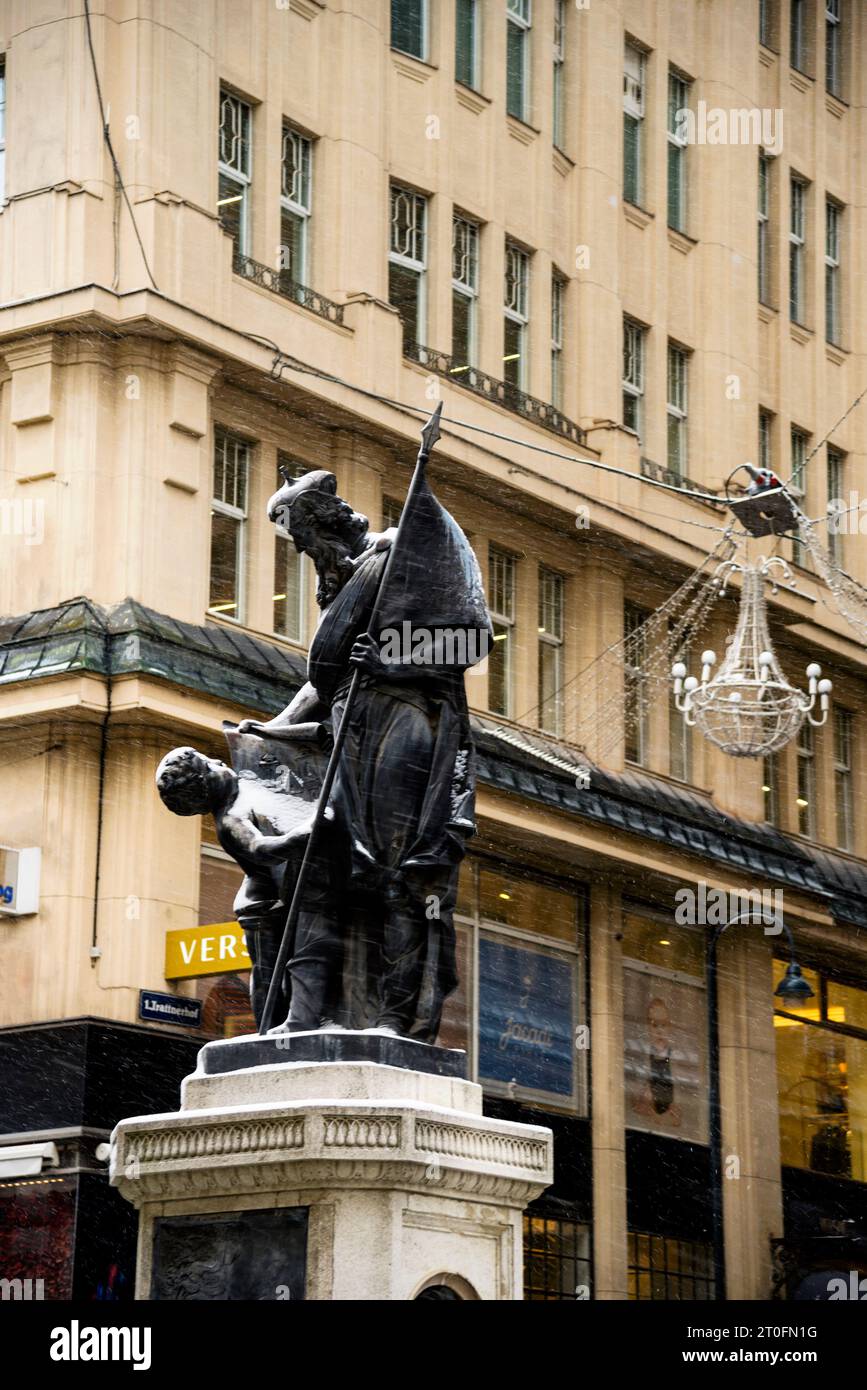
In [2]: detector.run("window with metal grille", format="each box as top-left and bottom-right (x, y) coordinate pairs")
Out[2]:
(209, 429), (250, 621)
(758, 154), (772, 304)
(452, 214), (479, 372)
(623, 43), (645, 206)
(455, 0), (480, 90)
(667, 343), (688, 478)
(628, 1233), (714, 1300)
(273, 456), (307, 643)
(488, 545), (517, 718)
(624, 601), (650, 766)
(622, 318), (645, 440)
(389, 184), (428, 352)
(550, 273), (565, 409)
(391, 0), (427, 61)
(827, 445), (844, 566)
(538, 567), (564, 736)
(791, 0), (807, 70)
(218, 89), (252, 255)
(279, 125), (312, 286)
(507, 0), (532, 122)
(796, 720), (816, 837)
(553, 0), (566, 149)
(826, 0), (842, 96)
(667, 71), (690, 232)
(504, 240), (530, 391)
(789, 176), (807, 323)
(524, 1213), (591, 1300)
(825, 200), (841, 345)
(834, 706), (854, 851)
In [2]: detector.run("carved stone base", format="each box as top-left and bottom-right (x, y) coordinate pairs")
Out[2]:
(110, 1057), (553, 1301)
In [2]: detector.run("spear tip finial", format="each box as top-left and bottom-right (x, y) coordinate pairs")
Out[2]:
(420, 401), (443, 456)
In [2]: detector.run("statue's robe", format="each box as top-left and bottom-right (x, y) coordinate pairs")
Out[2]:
(308, 483), (490, 1038)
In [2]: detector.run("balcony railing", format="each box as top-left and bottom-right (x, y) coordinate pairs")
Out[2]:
(640, 455), (722, 503)
(232, 253), (345, 326)
(405, 341), (586, 446)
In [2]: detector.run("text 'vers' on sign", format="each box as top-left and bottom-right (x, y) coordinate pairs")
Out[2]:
(139, 991), (203, 1029)
(164, 921), (251, 980)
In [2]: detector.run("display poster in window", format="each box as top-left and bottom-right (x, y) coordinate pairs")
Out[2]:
(623, 966), (707, 1142)
(478, 935), (576, 1104)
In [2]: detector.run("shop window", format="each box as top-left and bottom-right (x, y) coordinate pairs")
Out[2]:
(524, 1213), (592, 1300)
(775, 962), (867, 1182)
(628, 1232), (714, 1300)
(0, 1174), (77, 1300)
(451, 861), (586, 1113)
(622, 908), (708, 1143)
(194, 848), (255, 1040)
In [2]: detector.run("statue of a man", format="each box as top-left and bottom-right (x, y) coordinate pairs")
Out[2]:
(241, 467), (490, 1042)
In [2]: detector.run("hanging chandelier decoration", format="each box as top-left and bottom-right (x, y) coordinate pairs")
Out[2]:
(671, 557), (832, 758)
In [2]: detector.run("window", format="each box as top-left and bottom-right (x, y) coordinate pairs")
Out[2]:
(452, 213), (479, 371)
(553, 0), (566, 149)
(623, 43), (645, 206)
(0, 57), (6, 205)
(669, 626), (692, 782)
(504, 240), (530, 391)
(790, 0), (807, 70)
(827, 445), (844, 565)
(834, 707), (854, 851)
(796, 720), (816, 837)
(538, 567), (564, 736)
(622, 319), (645, 439)
(826, 0), (842, 96)
(666, 343), (688, 478)
(624, 601), (650, 766)
(389, 184), (427, 352)
(758, 153), (772, 304)
(218, 89), (252, 255)
(791, 427), (809, 565)
(488, 546), (517, 718)
(382, 495), (403, 529)
(775, 961), (867, 1183)
(763, 752), (780, 826)
(759, 408), (774, 473)
(789, 176), (807, 324)
(391, 0), (427, 61)
(628, 1234), (714, 1300)
(506, 0), (532, 122)
(622, 908), (708, 1143)
(273, 456), (307, 643)
(524, 1213), (591, 1300)
(455, 0), (480, 89)
(550, 273), (565, 409)
(825, 200), (841, 344)
(760, 0), (777, 48)
(209, 430), (249, 621)
(667, 71), (690, 232)
(280, 125), (312, 286)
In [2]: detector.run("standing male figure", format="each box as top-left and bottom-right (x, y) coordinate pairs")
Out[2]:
(241, 465), (490, 1041)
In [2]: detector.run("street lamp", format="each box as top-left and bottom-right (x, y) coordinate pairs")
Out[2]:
(706, 912), (813, 1299)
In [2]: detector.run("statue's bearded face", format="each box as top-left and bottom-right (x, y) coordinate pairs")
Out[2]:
(288, 499), (368, 607)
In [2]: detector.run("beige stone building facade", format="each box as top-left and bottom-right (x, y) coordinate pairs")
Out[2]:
(1, 0), (867, 1301)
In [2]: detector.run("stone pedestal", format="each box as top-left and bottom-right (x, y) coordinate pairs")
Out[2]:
(110, 1033), (553, 1301)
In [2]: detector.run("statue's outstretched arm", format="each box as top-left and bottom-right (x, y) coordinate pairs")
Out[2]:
(237, 681), (326, 735)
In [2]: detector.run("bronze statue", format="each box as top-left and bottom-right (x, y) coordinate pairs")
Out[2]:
(157, 407), (491, 1046)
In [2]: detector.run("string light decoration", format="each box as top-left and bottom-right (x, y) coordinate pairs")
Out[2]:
(671, 557), (832, 758)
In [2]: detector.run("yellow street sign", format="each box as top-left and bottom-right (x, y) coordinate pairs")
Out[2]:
(164, 921), (251, 980)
